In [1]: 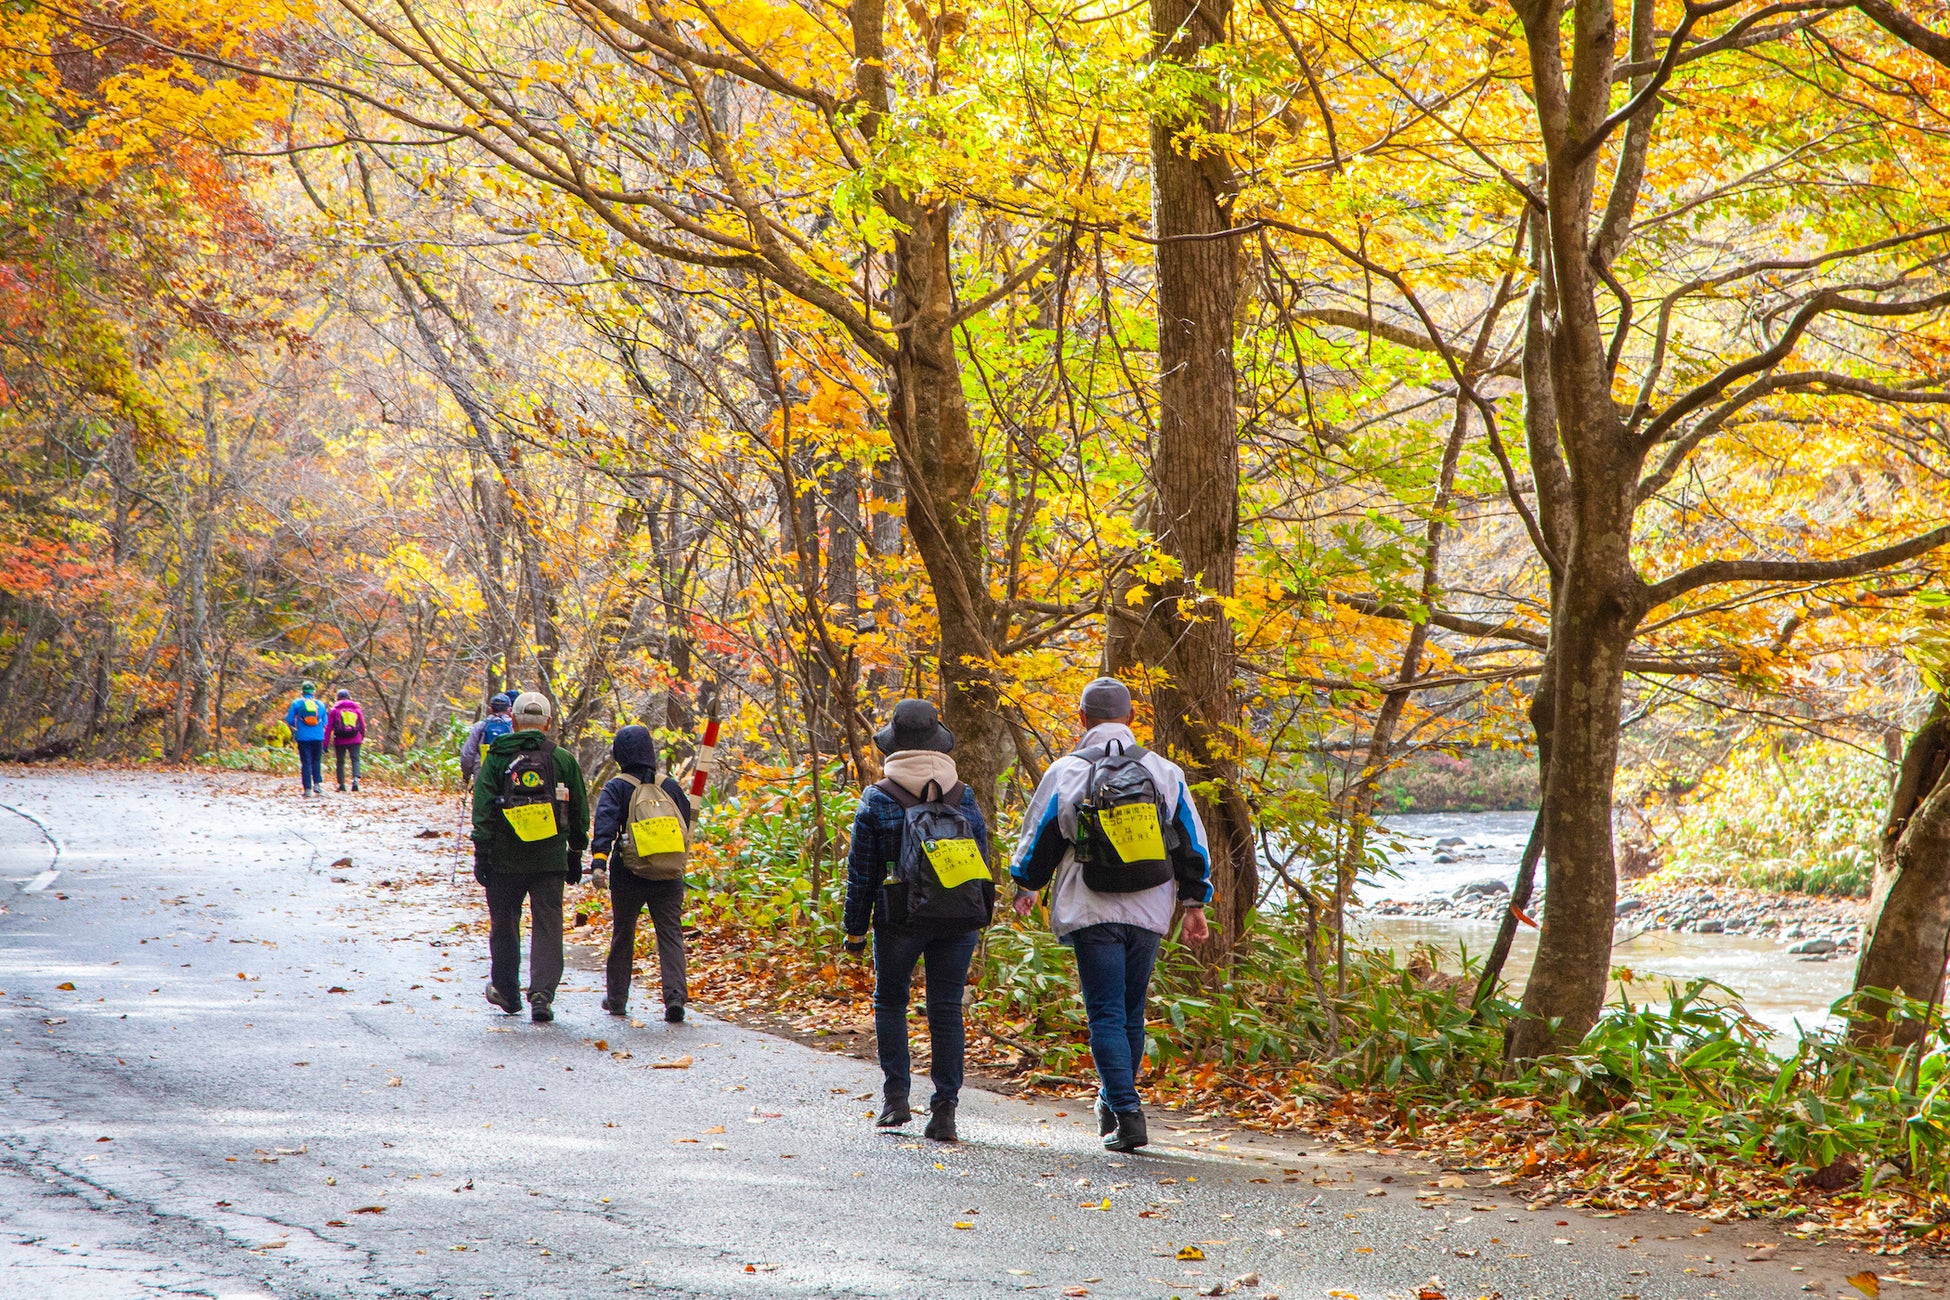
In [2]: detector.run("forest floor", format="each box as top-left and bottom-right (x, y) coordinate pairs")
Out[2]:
(1, 763), (1939, 1300)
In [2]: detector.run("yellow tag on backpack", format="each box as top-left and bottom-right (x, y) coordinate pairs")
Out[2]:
(1099, 802), (1165, 862)
(922, 837), (989, 889)
(631, 815), (685, 857)
(503, 801), (558, 842)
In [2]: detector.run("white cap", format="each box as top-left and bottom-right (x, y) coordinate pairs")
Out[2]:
(510, 691), (553, 723)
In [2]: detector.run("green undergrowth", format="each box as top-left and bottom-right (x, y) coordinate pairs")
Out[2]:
(1655, 738), (1887, 896)
(205, 717), (469, 787)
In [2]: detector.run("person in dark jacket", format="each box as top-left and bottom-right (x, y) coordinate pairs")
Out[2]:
(326, 689), (367, 792)
(842, 699), (991, 1143)
(590, 724), (694, 1024)
(471, 691), (590, 1023)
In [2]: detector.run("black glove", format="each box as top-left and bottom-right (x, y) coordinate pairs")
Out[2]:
(565, 849), (584, 885)
(472, 841), (491, 886)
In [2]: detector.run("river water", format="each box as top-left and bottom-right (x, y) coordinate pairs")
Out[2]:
(1354, 810), (1854, 1041)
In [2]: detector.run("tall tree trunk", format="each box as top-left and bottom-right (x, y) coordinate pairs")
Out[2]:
(1851, 699), (1950, 1047)
(853, 0), (1007, 817)
(1145, 0), (1255, 954)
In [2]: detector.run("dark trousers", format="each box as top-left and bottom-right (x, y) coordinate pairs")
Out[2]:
(483, 873), (565, 1004)
(873, 924), (979, 1109)
(296, 740), (324, 791)
(606, 872), (687, 1010)
(1067, 922), (1162, 1113)
(334, 743), (362, 787)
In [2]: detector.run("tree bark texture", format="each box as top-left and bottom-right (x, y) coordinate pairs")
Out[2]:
(854, 0), (1008, 818)
(1851, 699), (1950, 1048)
(1141, 0), (1257, 954)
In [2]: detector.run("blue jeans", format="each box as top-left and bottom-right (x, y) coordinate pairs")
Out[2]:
(873, 925), (979, 1108)
(296, 740), (324, 791)
(1067, 922), (1162, 1113)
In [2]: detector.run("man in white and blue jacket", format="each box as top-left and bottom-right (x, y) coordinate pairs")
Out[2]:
(1009, 677), (1212, 1152)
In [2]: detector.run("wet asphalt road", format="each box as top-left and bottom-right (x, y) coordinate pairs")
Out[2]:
(0, 768), (1890, 1299)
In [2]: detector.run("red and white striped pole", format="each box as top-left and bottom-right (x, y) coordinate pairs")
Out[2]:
(689, 716), (720, 799)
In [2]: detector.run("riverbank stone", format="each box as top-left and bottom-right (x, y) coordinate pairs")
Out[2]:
(1453, 878), (1510, 900)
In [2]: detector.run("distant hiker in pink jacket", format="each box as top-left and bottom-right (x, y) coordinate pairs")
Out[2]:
(326, 689), (368, 792)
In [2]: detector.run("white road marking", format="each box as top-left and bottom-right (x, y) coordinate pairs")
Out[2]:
(23, 870), (58, 893)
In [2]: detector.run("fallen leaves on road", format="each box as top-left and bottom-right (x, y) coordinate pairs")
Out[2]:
(327, 986), (350, 994)
(953, 1221), (975, 1230)
(650, 1055), (693, 1070)
(55, 982), (74, 990)
(352, 1205), (386, 1214)
(1850, 1272), (1882, 1297)
(1747, 1244), (1778, 1261)
(1177, 1246), (1205, 1260)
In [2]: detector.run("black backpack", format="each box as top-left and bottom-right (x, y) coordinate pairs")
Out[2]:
(1073, 741), (1177, 894)
(496, 748), (563, 844)
(877, 779), (995, 928)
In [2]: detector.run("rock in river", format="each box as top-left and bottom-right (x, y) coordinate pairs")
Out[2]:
(1454, 878), (1511, 900)
(1790, 937), (1839, 955)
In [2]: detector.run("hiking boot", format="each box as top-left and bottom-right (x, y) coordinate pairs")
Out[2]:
(924, 1100), (959, 1143)
(664, 1004), (685, 1024)
(601, 996), (628, 1018)
(876, 1088), (912, 1129)
(336, 784), (346, 793)
(1095, 1096), (1116, 1137)
(1104, 1108), (1148, 1153)
(483, 985), (520, 1015)
(529, 996), (555, 1024)
(351, 780), (360, 791)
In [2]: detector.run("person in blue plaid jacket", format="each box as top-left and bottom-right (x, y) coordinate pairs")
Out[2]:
(842, 699), (991, 1144)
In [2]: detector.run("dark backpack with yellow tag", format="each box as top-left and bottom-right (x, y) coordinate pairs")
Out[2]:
(495, 748), (562, 844)
(876, 779), (993, 928)
(614, 774), (688, 880)
(1073, 741), (1177, 894)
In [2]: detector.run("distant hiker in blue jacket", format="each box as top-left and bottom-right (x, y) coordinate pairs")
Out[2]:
(284, 682), (328, 798)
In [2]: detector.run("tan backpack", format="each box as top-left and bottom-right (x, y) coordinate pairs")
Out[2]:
(614, 775), (689, 880)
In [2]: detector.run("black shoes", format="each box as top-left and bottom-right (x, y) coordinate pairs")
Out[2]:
(1095, 1097), (1116, 1137)
(484, 985), (520, 1014)
(924, 1100), (959, 1143)
(1104, 1108), (1148, 1152)
(351, 780), (360, 791)
(529, 997), (554, 1024)
(876, 1089), (912, 1129)
(602, 997), (628, 1017)
(664, 1004), (685, 1024)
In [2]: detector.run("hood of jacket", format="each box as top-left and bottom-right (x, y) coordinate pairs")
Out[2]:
(881, 749), (960, 798)
(611, 725), (656, 771)
(1075, 721), (1139, 754)
(488, 728), (550, 755)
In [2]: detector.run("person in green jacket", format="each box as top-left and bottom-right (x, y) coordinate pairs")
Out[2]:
(471, 691), (590, 1023)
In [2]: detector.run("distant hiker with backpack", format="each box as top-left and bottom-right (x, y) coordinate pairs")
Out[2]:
(1008, 677), (1212, 1153)
(459, 692), (514, 785)
(471, 691), (590, 1023)
(284, 682), (328, 798)
(590, 725), (693, 1023)
(843, 699), (995, 1143)
(326, 688), (367, 792)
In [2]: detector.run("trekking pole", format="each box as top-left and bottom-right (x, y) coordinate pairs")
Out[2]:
(451, 792), (468, 883)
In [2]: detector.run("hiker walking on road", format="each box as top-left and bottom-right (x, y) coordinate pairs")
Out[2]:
(459, 692), (513, 785)
(590, 725), (693, 1024)
(1008, 678), (1212, 1153)
(843, 699), (995, 1144)
(471, 691), (590, 1023)
(326, 689), (367, 792)
(284, 682), (328, 798)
